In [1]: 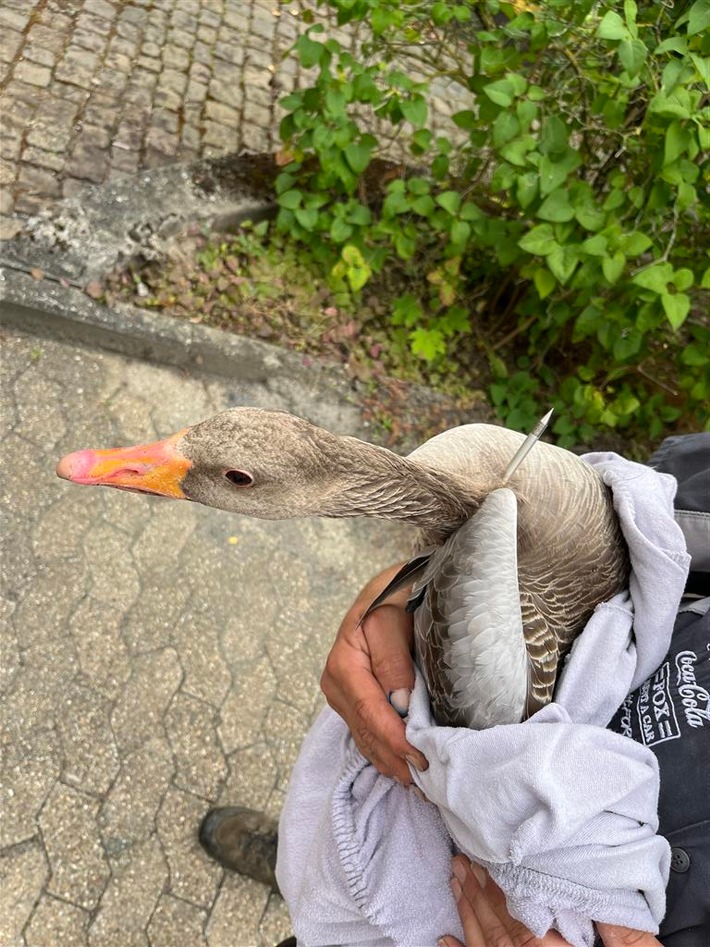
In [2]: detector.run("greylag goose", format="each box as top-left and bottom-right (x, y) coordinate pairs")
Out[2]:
(56, 408), (629, 728)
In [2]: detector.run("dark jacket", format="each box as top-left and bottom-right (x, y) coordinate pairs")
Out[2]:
(608, 434), (710, 946)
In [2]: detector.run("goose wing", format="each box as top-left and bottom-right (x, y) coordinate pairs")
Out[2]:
(413, 489), (530, 729)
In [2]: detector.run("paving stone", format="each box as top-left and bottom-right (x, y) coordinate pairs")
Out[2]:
(90, 0), (119, 22)
(263, 699), (311, 790)
(206, 872), (270, 947)
(162, 45), (190, 71)
(25, 893), (89, 946)
(147, 893), (209, 947)
(219, 741), (278, 812)
(0, 597), (20, 696)
(173, 606), (232, 707)
(165, 692), (227, 799)
(68, 595), (130, 699)
(14, 61), (52, 87)
(88, 836), (167, 947)
(202, 121), (239, 152)
(40, 783), (110, 910)
(111, 649), (182, 753)
(99, 734), (174, 846)
(0, 8), (30, 32)
(156, 786), (222, 907)
(219, 655), (276, 753)
(0, 841), (48, 945)
(21, 146), (65, 172)
(23, 44), (56, 68)
(57, 682), (120, 796)
(72, 29), (109, 54)
(33, 488), (102, 562)
(0, 723), (61, 848)
(258, 892), (294, 947)
(67, 145), (109, 184)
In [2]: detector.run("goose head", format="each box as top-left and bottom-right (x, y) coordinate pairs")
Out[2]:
(56, 407), (483, 532)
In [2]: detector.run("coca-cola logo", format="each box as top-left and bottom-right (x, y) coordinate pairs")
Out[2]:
(675, 650), (710, 729)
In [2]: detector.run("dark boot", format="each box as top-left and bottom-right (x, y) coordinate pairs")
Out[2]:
(199, 806), (279, 890)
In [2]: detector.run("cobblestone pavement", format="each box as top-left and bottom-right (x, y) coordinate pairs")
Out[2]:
(0, 320), (411, 945)
(0, 0), (470, 240)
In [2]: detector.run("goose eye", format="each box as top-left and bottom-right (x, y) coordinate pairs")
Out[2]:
(224, 469), (253, 487)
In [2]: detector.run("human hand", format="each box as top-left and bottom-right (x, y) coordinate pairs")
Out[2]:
(320, 564), (428, 784)
(440, 856), (662, 947)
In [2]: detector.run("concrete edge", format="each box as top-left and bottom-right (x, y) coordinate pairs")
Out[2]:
(0, 267), (357, 395)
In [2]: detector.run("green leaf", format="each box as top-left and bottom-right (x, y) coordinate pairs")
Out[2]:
(295, 34), (324, 68)
(618, 232), (652, 256)
(410, 327), (446, 361)
(655, 37), (688, 55)
(575, 206), (606, 231)
(690, 53), (710, 85)
(460, 202), (483, 221)
(382, 190), (410, 216)
(411, 194), (435, 216)
(537, 189), (575, 222)
(602, 251), (626, 284)
(624, 0), (638, 36)
(347, 202), (371, 226)
(673, 268), (694, 291)
(295, 207), (318, 231)
(519, 224), (557, 256)
(664, 121), (690, 165)
(688, 0), (710, 35)
(632, 262), (674, 293)
(662, 292), (691, 329)
(500, 136), (533, 167)
(547, 246), (577, 284)
(574, 305), (602, 341)
(432, 155), (449, 180)
(539, 155), (571, 196)
(344, 141), (373, 174)
(330, 217), (353, 242)
(534, 267), (556, 299)
(483, 79), (513, 107)
(618, 39), (647, 77)
(598, 10), (628, 40)
(277, 189), (303, 210)
(436, 191), (462, 215)
(581, 234), (608, 257)
(540, 117), (568, 157)
(450, 220), (471, 245)
(493, 112), (520, 147)
(391, 294), (423, 327)
(401, 97), (428, 127)
(452, 110), (477, 130)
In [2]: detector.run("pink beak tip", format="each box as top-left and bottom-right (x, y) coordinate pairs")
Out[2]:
(56, 450), (95, 483)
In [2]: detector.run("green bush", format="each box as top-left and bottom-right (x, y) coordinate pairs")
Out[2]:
(276, 0), (708, 443)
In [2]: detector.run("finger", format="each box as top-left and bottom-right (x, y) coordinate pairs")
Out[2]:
(450, 865), (488, 947)
(596, 924), (662, 947)
(452, 856), (512, 947)
(321, 660), (418, 783)
(361, 605), (428, 773)
(362, 604), (415, 699)
(438, 938), (465, 947)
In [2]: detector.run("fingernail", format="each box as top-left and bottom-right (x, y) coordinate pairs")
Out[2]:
(405, 753), (428, 772)
(452, 858), (467, 884)
(388, 688), (411, 717)
(451, 876), (462, 900)
(411, 785), (429, 804)
(471, 863), (487, 889)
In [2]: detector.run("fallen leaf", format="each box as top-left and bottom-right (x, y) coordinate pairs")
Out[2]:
(30, 267), (44, 280)
(85, 281), (104, 299)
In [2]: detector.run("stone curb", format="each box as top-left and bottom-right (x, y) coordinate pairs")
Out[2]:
(0, 266), (357, 394)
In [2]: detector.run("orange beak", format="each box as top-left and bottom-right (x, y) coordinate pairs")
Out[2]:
(56, 430), (192, 499)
